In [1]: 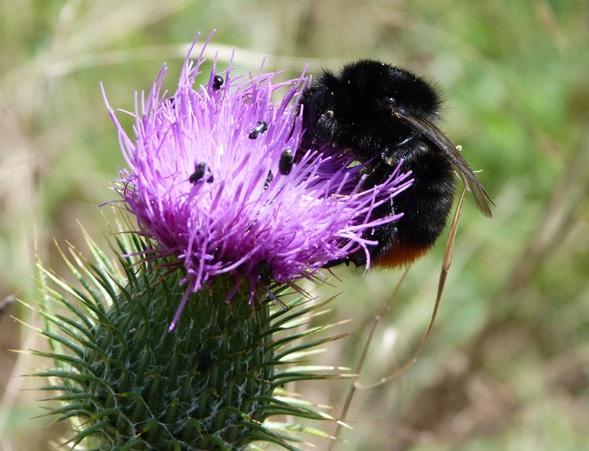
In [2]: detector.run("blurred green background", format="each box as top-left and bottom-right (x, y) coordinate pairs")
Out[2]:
(1, 0), (587, 450)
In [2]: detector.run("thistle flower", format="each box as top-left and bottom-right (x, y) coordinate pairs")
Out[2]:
(102, 42), (412, 329)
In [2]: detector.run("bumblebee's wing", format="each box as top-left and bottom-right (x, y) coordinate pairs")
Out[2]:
(392, 108), (495, 217)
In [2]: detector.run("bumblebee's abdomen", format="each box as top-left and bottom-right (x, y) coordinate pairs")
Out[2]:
(393, 145), (455, 249)
(343, 144), (455, 269)
(375, 242), (431, 268)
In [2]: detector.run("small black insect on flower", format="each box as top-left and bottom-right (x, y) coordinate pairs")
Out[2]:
(249, 121), (268, 139)
(213, 75), (224, 91)
(189, 162), (214, 184)
(279, 149), (294, 175)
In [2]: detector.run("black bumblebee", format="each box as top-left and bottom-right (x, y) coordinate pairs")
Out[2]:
(300, 60), (494, 268)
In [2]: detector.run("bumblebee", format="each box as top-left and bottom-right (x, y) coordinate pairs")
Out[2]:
(299, 60), (493, 267)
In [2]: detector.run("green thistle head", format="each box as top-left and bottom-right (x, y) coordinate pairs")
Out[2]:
(34, 229), (345, 450)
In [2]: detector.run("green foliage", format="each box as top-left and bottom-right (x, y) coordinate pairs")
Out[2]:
(33, 228), (341, 450)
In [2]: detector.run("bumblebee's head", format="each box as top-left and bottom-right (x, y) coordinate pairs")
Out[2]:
(337, 60), (441, 118)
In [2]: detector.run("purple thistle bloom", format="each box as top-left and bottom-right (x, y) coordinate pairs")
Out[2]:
(102, 40), (412, 329)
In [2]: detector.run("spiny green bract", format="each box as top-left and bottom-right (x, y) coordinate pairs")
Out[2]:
(33, 229), (344, 450)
